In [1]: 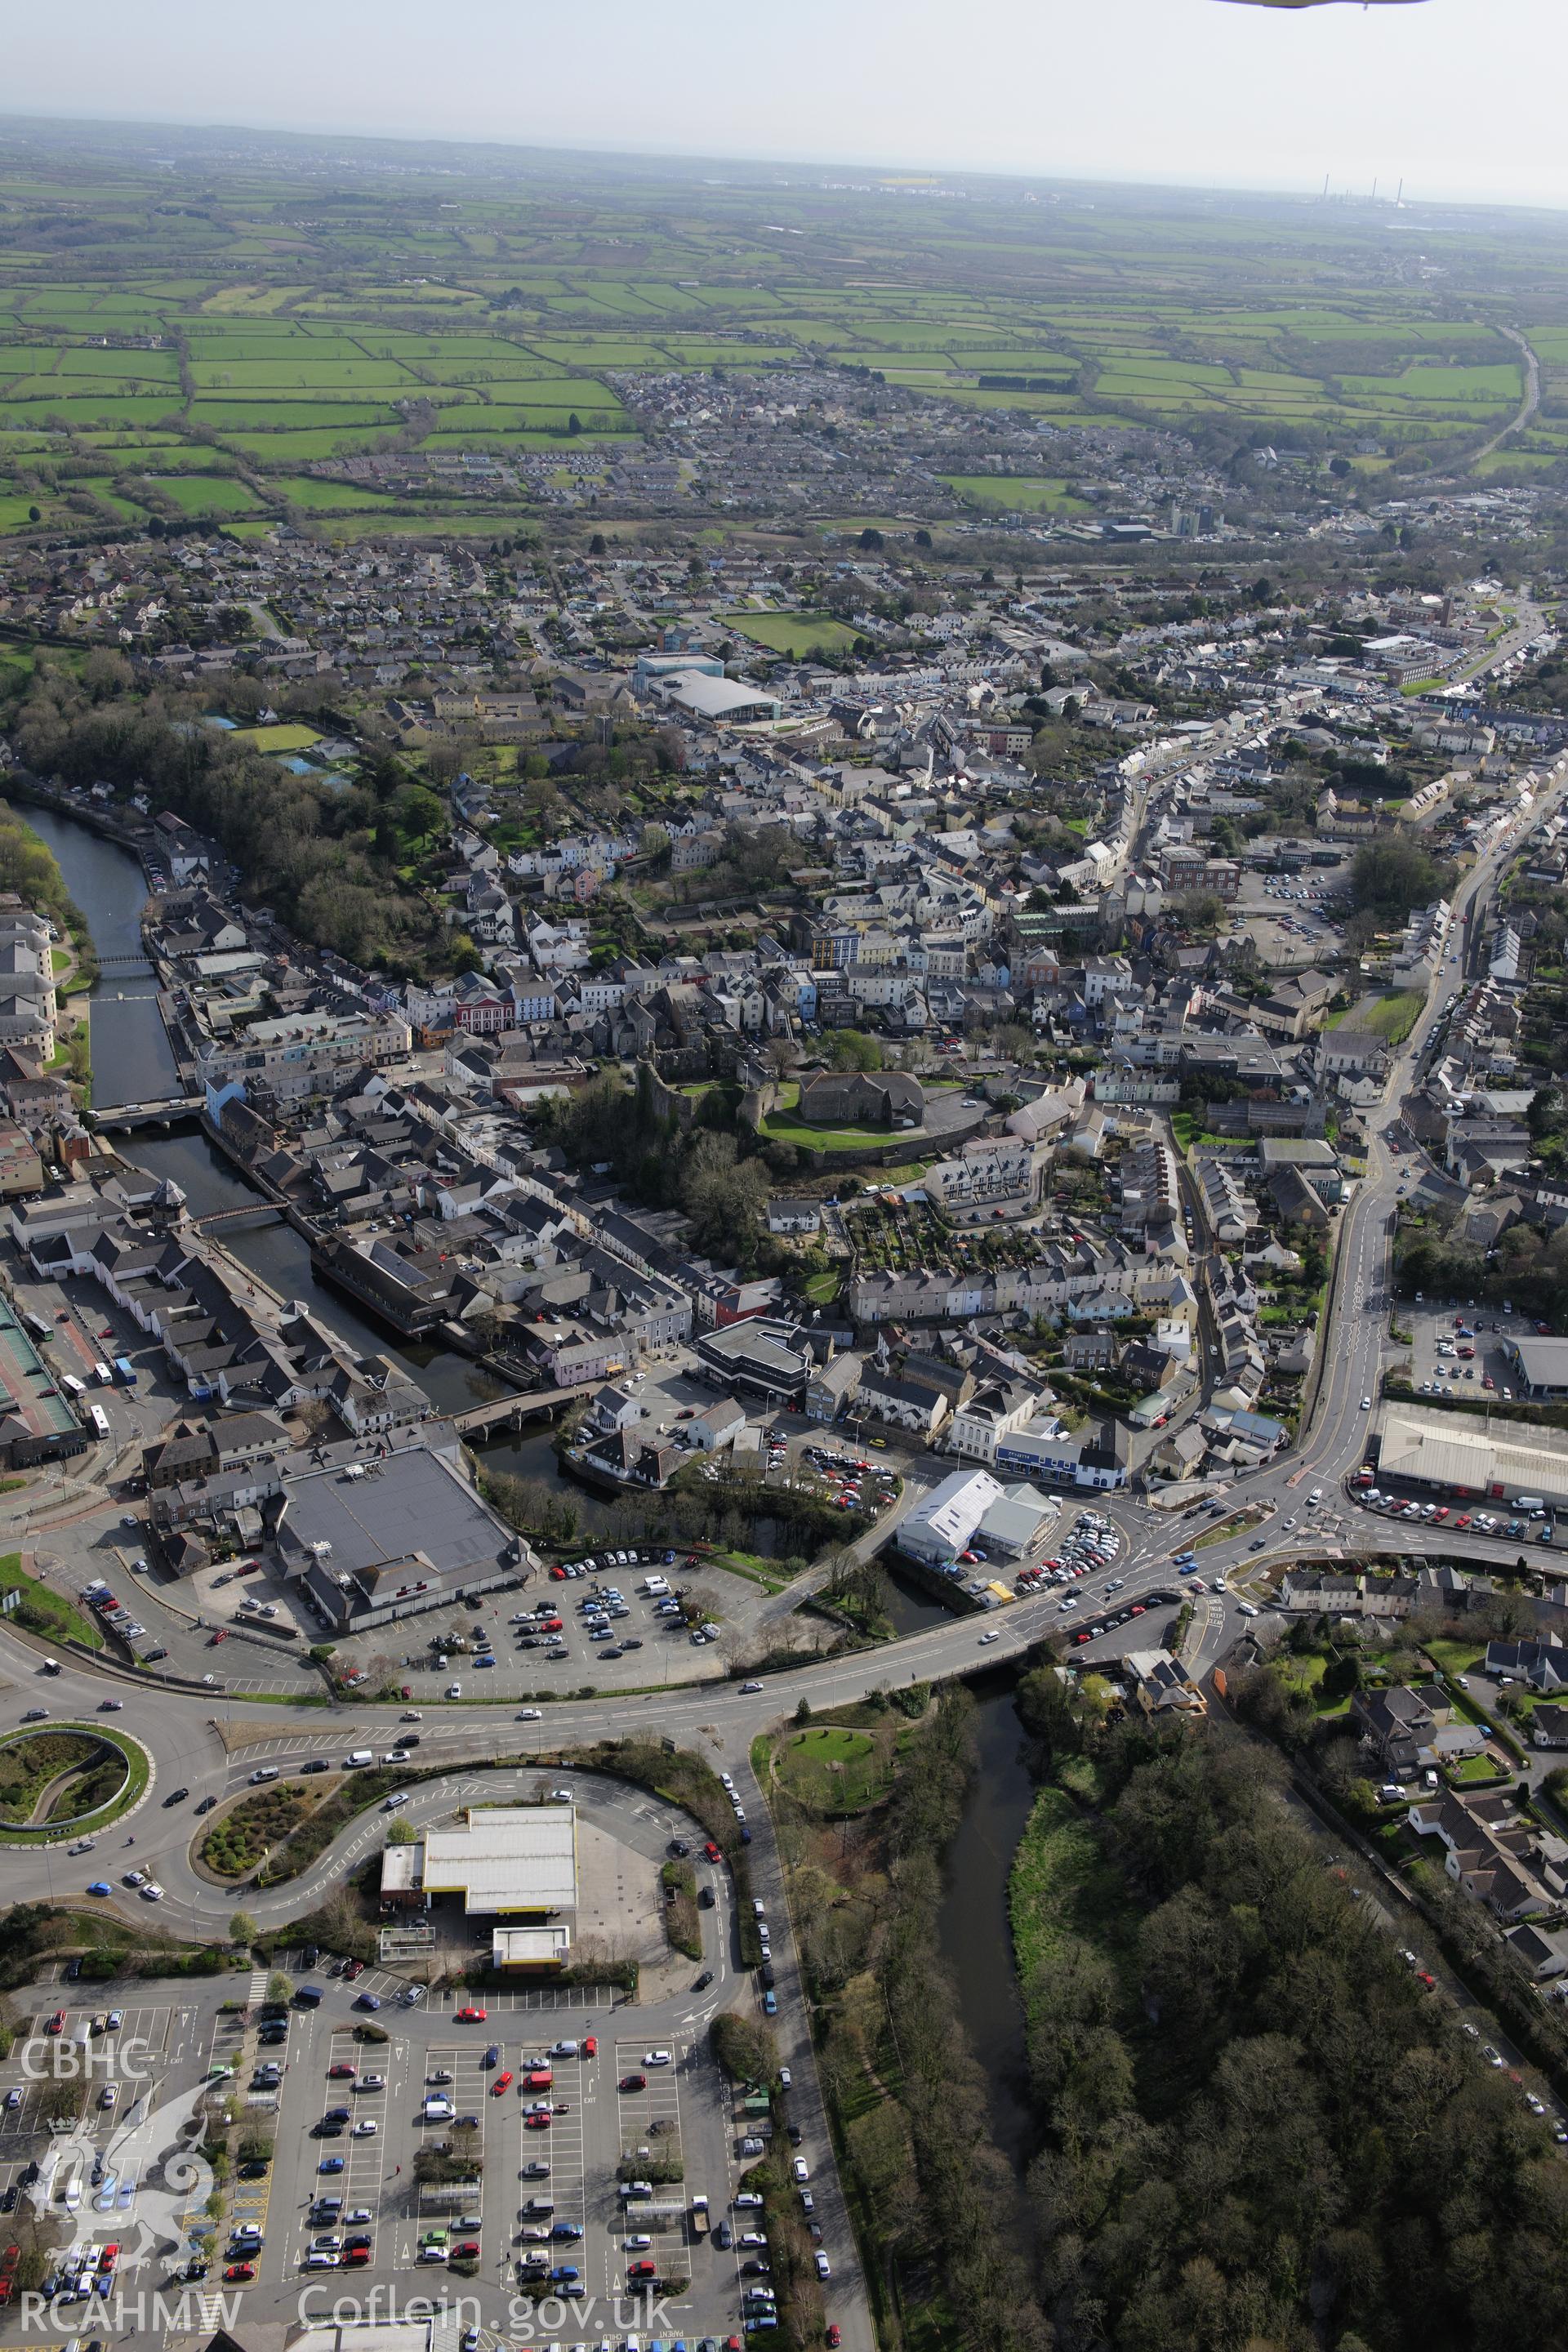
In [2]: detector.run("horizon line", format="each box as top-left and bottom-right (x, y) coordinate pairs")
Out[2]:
(0, 101), (1565, 223)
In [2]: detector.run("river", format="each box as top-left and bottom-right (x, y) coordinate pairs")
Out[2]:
(16, 805), (607, 1487)
(941, 1674), (1040, 2179)
(23, 802), (183, 1111)
(31, 802), (1042, 2154)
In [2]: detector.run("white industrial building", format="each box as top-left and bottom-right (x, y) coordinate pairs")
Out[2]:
(381, 1801), (577, 1958)
(898, 1468), (1002, 1562)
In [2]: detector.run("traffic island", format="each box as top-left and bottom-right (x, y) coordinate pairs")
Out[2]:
(0, 1720), (150, 1843)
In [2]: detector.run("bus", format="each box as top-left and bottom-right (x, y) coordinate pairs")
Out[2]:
(92, 1362), (113, 1388)
(112, 1358), (136, 1386)
(60, 1373), (85, 1399)
(87, 1405), (109, 1441)
(20, 1310), (51, 1344)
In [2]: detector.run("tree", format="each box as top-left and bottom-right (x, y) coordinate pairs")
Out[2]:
(387, 1817), (416, 1845)
(858, 528), (884, 552)
(229, 1911), (258, 1947)
(398, 785), (447, 849)
(710, 2009), (777, 2085)
(589, 532), (608, 555)
(826, 1029), (883, 1073)
(1350, 834), (1447, 924)
(639, 821), (671, 866)
(679, 1132), (769, 1261)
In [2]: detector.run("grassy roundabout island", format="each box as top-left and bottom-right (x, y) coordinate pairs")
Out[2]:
(0, 1721), (149, 1843)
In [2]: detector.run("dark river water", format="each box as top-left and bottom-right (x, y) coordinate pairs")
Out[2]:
(23, 802), (183, 1110)
(32, 802), (1042, 2165)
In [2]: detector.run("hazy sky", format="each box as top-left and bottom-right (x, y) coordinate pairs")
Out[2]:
(9, 0), (1568, 214)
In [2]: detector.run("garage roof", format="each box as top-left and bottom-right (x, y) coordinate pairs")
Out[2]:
(419, 1803), (577, 1916)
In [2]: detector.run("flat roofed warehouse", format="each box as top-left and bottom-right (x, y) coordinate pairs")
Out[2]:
(1374, 1407), (1568, 1510)
(381, 1803), (577, 1917)
(1502, 1335), (1568, 1401)
(276, 1439), (527, 1628)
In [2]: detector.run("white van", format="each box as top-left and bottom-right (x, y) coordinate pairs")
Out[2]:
(642, 1575), (670, 1597)
(345, 1749), (373, 1767)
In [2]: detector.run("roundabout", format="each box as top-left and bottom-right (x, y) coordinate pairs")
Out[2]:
(0, 1720), (150, 1844)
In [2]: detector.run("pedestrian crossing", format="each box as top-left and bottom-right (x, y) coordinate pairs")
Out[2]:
(246, 1966), (269, 2007)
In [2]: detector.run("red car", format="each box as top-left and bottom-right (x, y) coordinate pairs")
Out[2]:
(549, 1566), (567, 1581)
(342, 1959), (364, 1980)
(828, 2331), (842, 2348)
(327, 2063), (356, 2079)
(524, 2111), (552, 2131)
(704, 1841), (722, 1864)
(524, 2069), (552, 2090)
(628, 2260), (657, 2280)
(491, 2070), (514, 2096)
(582, 2034), (596, 2057)
(619, 2072), (647, 2092)
(455, 2007), (487, 2023)
(343, 2248), (370, 2268)
(541, 1617), (563, 1633)
(45, 2010), (65, 2036)
(224, 2264), (255, 2283)
(454, 2241), (480, 2261)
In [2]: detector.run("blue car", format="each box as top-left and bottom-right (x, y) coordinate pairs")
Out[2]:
(87, 1882), (110, 1898)
(354, 1993), (381, 2011)
(550, 2265), (580, 2283)
(318, 2157), (345, 2174)
(551, 2222), (583, 2239)
(763, 1992), (777, 2016)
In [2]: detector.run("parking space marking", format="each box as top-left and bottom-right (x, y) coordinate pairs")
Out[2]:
(613, 2038), (685, 2286)
(408, 2035), (488, 2265)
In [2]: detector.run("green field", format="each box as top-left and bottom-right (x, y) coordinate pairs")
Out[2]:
(1358, 990), (1427, 1042)
(146, 473), (267, 514)
(939, 474), (1091, 514)
(229, 722), (321, 751)
(722, 609), (863, 659)
(773, 1724), (892, 1812)
(273, 476), (399, 511)
(0, 129), (1556, 548)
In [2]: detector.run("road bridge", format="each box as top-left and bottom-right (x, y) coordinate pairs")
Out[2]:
(452, 1383), (597, 1436)
(87, 1094), (203, 1131)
